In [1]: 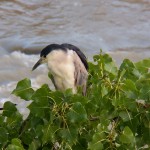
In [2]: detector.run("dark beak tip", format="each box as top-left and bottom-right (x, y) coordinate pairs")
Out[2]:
(32, 58), (42, 71)
(32, 65), (38, 71)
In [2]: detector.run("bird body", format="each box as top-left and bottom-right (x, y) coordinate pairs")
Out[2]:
(47, 49), (76, 92)
(32, 43), (88, 95)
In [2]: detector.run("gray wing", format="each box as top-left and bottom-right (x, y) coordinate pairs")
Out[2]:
(61, 43), (88, 70)
(73, 51), (88, 96)
(48, 73), (58, 90)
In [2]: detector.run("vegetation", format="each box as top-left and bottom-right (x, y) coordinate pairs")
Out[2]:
(0, 51), (150, 150)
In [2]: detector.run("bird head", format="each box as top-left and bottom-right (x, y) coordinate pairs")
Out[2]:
(32, 44), (66, 71)
(32, 55), (47, 71)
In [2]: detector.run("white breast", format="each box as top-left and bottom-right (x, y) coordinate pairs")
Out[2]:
(47, 49), (76, 92)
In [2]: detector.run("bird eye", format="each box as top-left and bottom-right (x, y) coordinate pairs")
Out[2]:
(43, 55), (46, 58)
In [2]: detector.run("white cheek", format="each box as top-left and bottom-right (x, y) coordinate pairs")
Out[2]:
(42, 57), (48, 63)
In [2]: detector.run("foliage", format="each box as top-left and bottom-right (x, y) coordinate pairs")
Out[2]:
(0, 52), (150, 150)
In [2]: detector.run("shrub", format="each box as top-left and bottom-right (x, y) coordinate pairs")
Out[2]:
(0, 52), (150, 149)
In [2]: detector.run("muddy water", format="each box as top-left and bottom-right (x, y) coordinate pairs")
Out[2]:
(0, 0), (150, 114)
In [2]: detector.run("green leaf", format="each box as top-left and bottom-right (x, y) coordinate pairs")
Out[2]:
(119, 59), (138, 81)
(35, 125), (43, 138)
(72, 137), (87, 150)
(135, 59), (150, 74)
(70, 94), (89, 105)
(104, 62), (118, 76)
(0, 127), (8, 148)
(28, 139), (41, 150)
(6, 146), (24, 150)
(49, 90), (64, 105)
(59, 127), (78, 144)
(11, 138), (24, 148)
(6, 138), (25, 150)
(12, 78), (34, 100)
(67, 102), (87, 124)
(42, 123), (57, 145)
(136, 74), (150, 100)
(119, 126), (134, 144)
(123, 79), (138, 99)
(2, 101), (17, 117)
(0, 116), (5, 125)
(21, 130), (35, 145)
(119, 111), (132, 122)
(28, 84), (50, 117)
(28, 102), (45, 117)
(31, 84), (50, 103)
(101, 85), (108, 97)
(88, 132), (104, 150)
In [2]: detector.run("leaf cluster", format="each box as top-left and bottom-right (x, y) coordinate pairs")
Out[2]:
(0, 52), (150, 149)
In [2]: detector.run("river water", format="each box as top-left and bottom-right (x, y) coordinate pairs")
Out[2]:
(0, 0), (150, 115)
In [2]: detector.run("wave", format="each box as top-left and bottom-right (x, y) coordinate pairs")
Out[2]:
(0, 37), (45, 54)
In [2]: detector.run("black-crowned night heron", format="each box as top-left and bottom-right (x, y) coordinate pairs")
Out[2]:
(32, 43), (88, 95)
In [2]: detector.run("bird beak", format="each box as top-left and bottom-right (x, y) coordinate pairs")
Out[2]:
(32, 58), (43, 71)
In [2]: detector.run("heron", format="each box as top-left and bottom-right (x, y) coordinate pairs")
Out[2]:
(32, 43), (88, 95)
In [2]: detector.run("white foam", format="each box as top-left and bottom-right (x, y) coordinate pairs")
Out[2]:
(0, 51), (53, 118)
